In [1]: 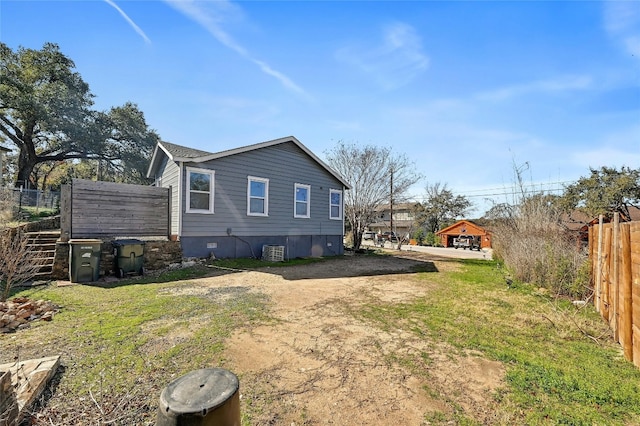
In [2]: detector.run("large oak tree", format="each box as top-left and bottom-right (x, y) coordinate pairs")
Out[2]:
(0, 42), (158, 188)
(560, 166), (640, 222)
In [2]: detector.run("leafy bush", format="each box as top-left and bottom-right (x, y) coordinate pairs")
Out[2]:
(411, 228), (425, 245)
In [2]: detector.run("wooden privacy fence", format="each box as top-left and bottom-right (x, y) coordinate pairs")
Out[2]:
(60, 178), (170, 240)
(589, 214), (640, 367)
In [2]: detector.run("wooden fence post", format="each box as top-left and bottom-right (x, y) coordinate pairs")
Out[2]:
(59, 184), (71, 242)
(613, 213), (620, 341)
(631, 223), (640, 366)
(596, 215), (604, 313)
(602, 225), (612, 321)
(620, 223), (633, 361)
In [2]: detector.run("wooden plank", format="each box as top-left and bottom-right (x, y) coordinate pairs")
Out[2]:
(634, 324), (640, 367)
(602, 226), (612, 320)
(72, 195), (168, 206)
(621, 223), (633, 360)
(596, 218), (604, 312)
(613, 213), (620, 341)
(72, 178), (167, 196)
(0, 370), (19, 426)
(0, 356), (60, 421)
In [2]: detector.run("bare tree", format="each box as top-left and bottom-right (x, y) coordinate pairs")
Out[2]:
(325, 141), (421, 250)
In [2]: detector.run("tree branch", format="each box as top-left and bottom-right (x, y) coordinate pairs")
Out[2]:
(0, 115), (24, 146)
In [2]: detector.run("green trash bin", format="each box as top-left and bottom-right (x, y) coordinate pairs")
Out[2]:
(68, 239), (102, 283)
(112, 239), (145, 278)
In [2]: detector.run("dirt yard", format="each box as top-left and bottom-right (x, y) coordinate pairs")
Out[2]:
(187, 250), (505, 425)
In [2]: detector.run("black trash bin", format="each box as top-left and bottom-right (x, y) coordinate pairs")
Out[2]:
(68, 239), (102, 283)
(112, 239), (145, 278)
(156, 368), (240, 426)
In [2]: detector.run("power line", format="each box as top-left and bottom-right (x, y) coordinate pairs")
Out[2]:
(408, 180), (575, 201)
(408, 186), (567, 202)
(455, 180), (575, 194)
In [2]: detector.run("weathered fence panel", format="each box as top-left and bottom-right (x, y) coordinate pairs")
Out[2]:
(62, 179), (169, 239)
(591, 215), (640, 368)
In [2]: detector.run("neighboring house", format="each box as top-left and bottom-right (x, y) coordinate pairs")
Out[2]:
(561, 207), (640, 245)
(0, 145), (10, 186)
(436, 220), (492, 249)
(146, 136), (350, 259)
(368, 202), (419, 238)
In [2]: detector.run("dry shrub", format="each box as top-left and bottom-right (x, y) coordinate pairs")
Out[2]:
(0, 228), (43, 301)
(491, 195), (590, 299)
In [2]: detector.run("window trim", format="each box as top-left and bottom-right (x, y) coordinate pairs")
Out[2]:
(247, 176), (269, 216)
(329, 189), (343, 220)
(294, 183), (311, 218)
(185, 166), (215, 214)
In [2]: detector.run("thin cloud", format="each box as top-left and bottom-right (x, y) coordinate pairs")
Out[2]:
(336, 22), (430, 90)
(476, 75), (593, 102)
(572, 147), (640, 170)
(603, 0), (640, 59)
(104, 0), (151, 44)
(164, 0), (309, 99)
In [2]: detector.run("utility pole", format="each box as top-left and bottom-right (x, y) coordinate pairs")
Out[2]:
(390, 168), (394, 233)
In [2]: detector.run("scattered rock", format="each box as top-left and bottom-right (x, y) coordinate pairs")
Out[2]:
(0, 298), (59, 333)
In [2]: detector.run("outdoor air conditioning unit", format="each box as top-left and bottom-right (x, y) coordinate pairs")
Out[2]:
(262, 245), (285, 262)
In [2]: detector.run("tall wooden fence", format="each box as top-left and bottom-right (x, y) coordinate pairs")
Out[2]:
(60, 178), (170, 240)
(589, 214), (640, 367)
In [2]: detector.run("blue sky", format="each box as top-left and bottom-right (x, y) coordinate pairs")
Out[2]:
(1, 0), (639, 215)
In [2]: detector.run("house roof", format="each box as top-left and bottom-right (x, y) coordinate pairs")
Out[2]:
(147, 136), (351, 189)
(561, 206), (640, 231)
(375, 202), (420, 212)
(435, 219), (489, 236)
(157, 141), (212, 160)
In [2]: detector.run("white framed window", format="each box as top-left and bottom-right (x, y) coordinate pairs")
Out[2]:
(186, 167), (214, 213)
(330, 189), (342, 220)
(294, 183), (311, 218)
(247, 176), (269, 216)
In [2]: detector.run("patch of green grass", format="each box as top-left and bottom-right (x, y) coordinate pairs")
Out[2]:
(352, 259), (640, 425)
(19, 206), (58, 220)
(4, 269), (271, 400)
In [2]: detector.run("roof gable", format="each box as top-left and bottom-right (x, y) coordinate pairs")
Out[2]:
(436, 220), (488, 236)
(147, 136), (350, 189)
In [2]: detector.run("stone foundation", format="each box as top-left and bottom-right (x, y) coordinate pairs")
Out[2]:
(52, 240), (183, 281)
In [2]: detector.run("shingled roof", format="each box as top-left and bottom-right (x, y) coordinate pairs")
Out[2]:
(147, 136), (350, 189)
(157, 141), (212, 160)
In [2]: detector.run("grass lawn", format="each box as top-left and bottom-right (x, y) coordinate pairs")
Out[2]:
(2, 256), (640, 425)
(354, 258), (640, 425)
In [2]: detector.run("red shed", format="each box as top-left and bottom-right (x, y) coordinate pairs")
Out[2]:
(436, 220), (492, 249)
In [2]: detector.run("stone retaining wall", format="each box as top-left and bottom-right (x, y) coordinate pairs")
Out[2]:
(52, 240), (183, 281)
(21, 215), (60, 232)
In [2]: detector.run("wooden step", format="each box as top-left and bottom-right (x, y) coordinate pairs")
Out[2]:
(21, 231), (62, 279)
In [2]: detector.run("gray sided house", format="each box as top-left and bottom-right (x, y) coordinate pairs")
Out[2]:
(147, 136), (350, 259)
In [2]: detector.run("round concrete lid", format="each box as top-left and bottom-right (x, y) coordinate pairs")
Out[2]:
(159, 368), (239, 416)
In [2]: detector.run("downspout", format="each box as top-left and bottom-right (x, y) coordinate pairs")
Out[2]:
(178, 161), (183, 240)
(343, 186), (347, 252)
